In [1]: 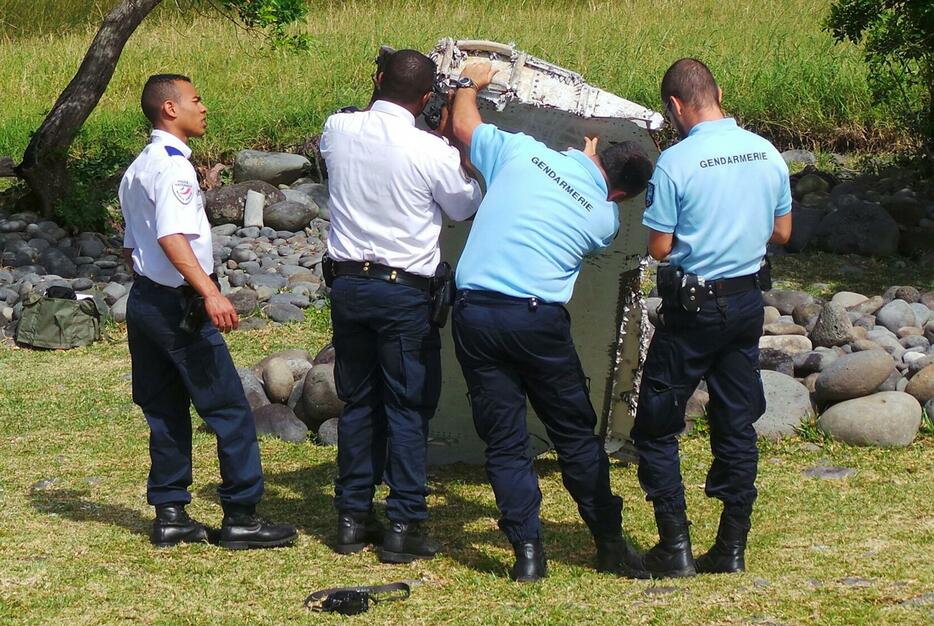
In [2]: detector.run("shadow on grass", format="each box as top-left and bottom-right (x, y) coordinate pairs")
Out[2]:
(28, 488), (151, 538)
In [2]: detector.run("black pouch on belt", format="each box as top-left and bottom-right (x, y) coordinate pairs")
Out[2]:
(322, 253), (336, 288)
(179, 289), (206, 334)
(429, 261), (455, 328)
(656, 263), (683, 307)
(678, 274), (707, 314)
(757, 256), (773, 291)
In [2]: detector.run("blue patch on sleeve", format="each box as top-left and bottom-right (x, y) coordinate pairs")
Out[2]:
(164, 146), (185, 158)
(645, 181), (655, 207)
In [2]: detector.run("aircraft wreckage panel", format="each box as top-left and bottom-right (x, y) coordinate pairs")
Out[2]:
(416, 39), (662, 464)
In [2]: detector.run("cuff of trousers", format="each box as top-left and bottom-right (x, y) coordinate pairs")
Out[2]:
(651, 497), (688, 514)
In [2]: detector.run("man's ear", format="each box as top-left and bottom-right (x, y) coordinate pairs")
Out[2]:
(417, 91), (433, 112)
(162, 99), (178, 121)
(608, 189), (628, 202)
(716, 87), (723, 105)
(373, 71), (385, 89)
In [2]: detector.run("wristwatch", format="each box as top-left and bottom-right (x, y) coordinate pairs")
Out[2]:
(454, 76), (478, 91)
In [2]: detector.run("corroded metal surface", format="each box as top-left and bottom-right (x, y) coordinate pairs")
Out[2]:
(419, 39), (662, 464)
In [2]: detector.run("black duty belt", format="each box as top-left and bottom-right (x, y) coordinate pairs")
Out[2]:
(706, 274), (759, 297)
(333, 260), (431, 291)
(304, 582), (411, 615)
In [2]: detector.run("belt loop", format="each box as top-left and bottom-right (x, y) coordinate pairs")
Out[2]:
(528, 297), (538, 312)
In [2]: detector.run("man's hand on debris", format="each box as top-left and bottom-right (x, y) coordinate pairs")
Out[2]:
(460, 61), (499, 91)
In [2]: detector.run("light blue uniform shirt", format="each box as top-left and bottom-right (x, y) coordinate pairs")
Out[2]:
(643, 117), (791, 280)
(456, 124), (619, 304)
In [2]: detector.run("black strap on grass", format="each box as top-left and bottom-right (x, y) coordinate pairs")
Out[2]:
(304, 582), (410, 615)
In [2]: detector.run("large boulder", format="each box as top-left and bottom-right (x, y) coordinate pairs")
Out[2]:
(817, 392), (922, 447)
(784, 205), (824, 252)
(233, 150), (311, 186)
(263, 200), (316, 232)
(815, 350), (896, 404)
(831, 291), (868, 309)
(253, 403), (309, 443)
(38, 248), (77, 278)
(253, 349), (312, 380)
(300, 363), (344, 430)
(847, 295), (884, 316)
(809, 302), (854, 348)
(227, 289), (258, 316)
(317, 417), (340, 446)
(204, 181), (285, 226)
(754, 371), (813, 440)
(905, 364), (934, 404)
(812, 201), (900, 257)
(262, 357), (294, 404)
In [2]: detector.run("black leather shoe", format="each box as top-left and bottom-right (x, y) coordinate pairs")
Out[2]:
(218, 509), (298, 550)
(334, 510), (384, 555)
(150, 504), (210, 547)
(510, 540), (547, 582)
(595, 534), (647, 578)
(378, 521), (440, 563)
(641, 511), (696, 578)
(695, 511), (751, 574)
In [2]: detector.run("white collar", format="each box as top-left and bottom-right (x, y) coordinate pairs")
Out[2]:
(370, 100), (416, 126)
(150, 129), (192, 159)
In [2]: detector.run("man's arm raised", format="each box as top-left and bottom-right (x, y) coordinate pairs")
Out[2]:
(451, 62), (500, 149)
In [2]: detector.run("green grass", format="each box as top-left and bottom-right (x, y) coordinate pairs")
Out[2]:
(0, 0), (895, 173)
(1, 306), (932, 624)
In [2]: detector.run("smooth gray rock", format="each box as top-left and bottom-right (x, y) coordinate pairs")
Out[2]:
(70, 277), (93, 291)
(265, 302), (304, 323)
(763, 289), (814, 316)
(38, 248), (76, 278)
(252, 403), (309, 443)
(763, 322), (807, 336)
(211, 224), (238, 237)
(249, 273), (287, 291)
(237, 367), (270, 412)
(910, 302), (932, 327)
(110, 294), (128, 323)
(781, 149), (817, 165)
(759, 335), (813, 354)
(875, 370), (903, 392)
(905, 364), (934, 404)
(204, 181), (285, 226)
(230, 247), (257, 263)
(908, 355), (934, 378)
(300, 363), (344, 429)
(810, 302), (854, 348)
(831, 291), (867, 309)
(252, 349), (311, 379)
(818, 392), (922, 447)
(793, 350), (837, 376)
(281, 189), (320, 216)
(755, 370), (813, 440)
(262, 357), (294, 404)
(317, 417), (340, 446)
(877, 300), (918, 334)
(313, 343), (336, 365)
(102, 282), (127, 305)
(815, 350), (896, 403)
(233, 150), (311, 187)
(263, 201), (316, 232)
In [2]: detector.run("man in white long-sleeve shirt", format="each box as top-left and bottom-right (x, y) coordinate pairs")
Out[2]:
(319, 49), (481, 563)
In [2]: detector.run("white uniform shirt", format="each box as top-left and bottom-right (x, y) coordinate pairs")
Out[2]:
(320, 100), (482, 277)
(119, 130), (213, 288)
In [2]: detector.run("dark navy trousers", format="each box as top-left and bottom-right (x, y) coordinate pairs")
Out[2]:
(330, 276), (441, 523)
(632, 288), (766, 517)
(126, 277), (264, 509)
(452, 290), (623, 546)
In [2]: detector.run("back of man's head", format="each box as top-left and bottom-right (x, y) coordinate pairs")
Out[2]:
(600, 141), (653, 198)
(141, 74), (191, 125)
(378, 50), (436, 105)
(660, 58), (719, 110)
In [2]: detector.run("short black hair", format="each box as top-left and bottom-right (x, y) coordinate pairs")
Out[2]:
(660, 58), (719, 109)
(141, 74), (191, 124)
(599, 141), (653, 197)
(377, 50), (436, 105)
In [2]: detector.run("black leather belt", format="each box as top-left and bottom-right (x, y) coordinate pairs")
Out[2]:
(706, 274), (758, 297)
(333, 260), (431, 291)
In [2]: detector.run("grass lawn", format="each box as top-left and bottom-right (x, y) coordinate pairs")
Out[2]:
(1, 302), (932, 625)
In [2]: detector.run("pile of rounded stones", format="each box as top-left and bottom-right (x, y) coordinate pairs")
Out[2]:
(777, 157), (934, 261)
(647, 284), (934, 447)
(237, 343), (344, 445)
(0, 149), (335, 341)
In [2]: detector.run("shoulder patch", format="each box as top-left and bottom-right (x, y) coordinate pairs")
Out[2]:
(172, 180), (195, 205)
(645, 182), (655, 208)
(165, 146), (185, 158)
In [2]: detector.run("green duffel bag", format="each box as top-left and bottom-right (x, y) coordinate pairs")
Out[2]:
(14, 292), (102, 350)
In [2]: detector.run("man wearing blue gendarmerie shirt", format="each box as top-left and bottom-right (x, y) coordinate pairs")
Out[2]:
(450, 61), (654, 583)
(633, 58), (792, 579)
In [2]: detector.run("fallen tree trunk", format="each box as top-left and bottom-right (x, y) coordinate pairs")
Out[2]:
(14, 0), (164, 217)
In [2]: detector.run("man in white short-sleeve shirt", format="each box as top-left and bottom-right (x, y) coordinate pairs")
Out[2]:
(120, 74), (296, 550)
(319, 50), (481, 563)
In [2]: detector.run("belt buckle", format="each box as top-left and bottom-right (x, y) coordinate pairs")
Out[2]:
(389, 270), (397, 282)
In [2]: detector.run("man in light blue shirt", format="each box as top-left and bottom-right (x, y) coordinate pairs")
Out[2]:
(450, 61), (654, 582)
(633, 58), (792, 579)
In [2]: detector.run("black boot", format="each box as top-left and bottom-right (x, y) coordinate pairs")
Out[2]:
(641, 511), (696, 578)
(150, 504), (210, 547)
(695, 510), (751, 574)
(334, 510), (384, 555)
(595, 534), (646, 578)
(378, 521), (440, 563)
(218, 505), (298, 550)
(510, 540), (547, 582)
